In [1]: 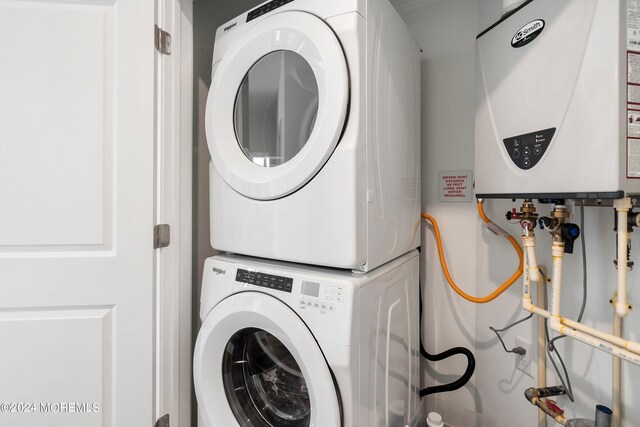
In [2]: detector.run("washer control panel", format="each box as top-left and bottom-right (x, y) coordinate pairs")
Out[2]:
(236, 269), (293, 293)
(247, 0), (295, 22)
(503, 128), (555, 170)
(298, 281), (345, 314)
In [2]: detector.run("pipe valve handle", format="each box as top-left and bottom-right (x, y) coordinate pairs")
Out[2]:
(561, 223), (581, 254)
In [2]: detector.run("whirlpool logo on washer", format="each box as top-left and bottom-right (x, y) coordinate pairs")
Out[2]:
(211, 267), (227, 275)
(512, 19), (545, 48)
(223, 22), (237, 32)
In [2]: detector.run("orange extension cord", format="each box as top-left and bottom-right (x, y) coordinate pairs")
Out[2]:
(421, 202), (524, 304)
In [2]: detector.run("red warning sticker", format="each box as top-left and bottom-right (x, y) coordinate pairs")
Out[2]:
(439, 171), (473, 202)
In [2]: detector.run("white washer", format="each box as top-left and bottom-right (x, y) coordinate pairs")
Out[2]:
(205, 0), (421, 272)
(193, 251), (423, 427)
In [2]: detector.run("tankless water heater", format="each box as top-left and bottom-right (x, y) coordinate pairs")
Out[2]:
(475, 0), (640, 200)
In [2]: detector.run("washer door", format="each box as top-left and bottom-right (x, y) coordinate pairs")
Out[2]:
(205, 11), (349, 200)
(194, 292), (341, 427)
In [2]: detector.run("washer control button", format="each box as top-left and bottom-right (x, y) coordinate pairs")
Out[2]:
(513, 149), (521, 159)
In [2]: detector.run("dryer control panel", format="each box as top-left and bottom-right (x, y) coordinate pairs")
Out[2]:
(247, 0), (295, 22)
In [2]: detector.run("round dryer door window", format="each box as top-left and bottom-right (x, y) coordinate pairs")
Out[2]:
(234, 51), (319, 169)
(223, 328), (311, 427)
(206, 11), (349, 200)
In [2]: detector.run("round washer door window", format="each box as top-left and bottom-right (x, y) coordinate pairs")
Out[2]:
(193, 292), (341, 427)
(234, 51), (319, 168)
(223, 328), (310, 427)
(205, 11), (349, 200)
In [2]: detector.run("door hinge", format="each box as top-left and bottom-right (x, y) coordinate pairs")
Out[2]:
(154, 224), (171, 249)
(154, 414), (170, 427)
(155, 25), (172, 55)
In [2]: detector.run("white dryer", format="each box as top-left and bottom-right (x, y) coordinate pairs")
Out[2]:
(193, 251), (423, 427)
(205, 0), (421, 271)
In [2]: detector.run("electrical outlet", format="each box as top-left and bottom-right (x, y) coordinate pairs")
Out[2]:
(515, 336), (533, 378)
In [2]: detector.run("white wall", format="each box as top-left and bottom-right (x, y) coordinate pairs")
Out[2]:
(392, 1), (640, 426)
(392, 0), (482, 425)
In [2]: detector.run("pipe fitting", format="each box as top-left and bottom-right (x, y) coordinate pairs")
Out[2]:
(613, 198), (632, 212)
(549, 316), (563, 335)
(523, 236), (543, 283)
(525, 387), (569, 426)
(552, 242), (565, 258)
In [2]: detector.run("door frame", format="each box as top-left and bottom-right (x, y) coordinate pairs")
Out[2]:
(155, 0), (193, 426)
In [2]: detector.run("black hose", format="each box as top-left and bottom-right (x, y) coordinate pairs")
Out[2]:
(419, 283), (476, 397)
(419, 345), (476, 397)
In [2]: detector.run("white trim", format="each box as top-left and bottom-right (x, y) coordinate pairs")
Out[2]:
(177, 1), (194, 426)
(205, 11), (349, 200)
(154, 0), (193, 425)
(193, 292), (341, 427)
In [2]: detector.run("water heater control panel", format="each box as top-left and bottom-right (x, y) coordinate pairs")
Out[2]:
(503, 128), (556, 170)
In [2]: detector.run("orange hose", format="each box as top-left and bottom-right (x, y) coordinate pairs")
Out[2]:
(421, 202), (524, 304)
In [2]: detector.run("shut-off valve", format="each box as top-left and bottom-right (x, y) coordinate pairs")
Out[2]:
(539, 204), (581, 254)
(506, 200), (581, 253)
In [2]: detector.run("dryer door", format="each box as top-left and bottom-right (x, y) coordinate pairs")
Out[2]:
(194, 292), (342, 427)
(205, 11), (349, 200)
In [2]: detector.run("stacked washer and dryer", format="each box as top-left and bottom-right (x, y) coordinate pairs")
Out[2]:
(193, 0), (423, 426)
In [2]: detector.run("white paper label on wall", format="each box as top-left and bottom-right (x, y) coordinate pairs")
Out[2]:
(629, 53), (640, 84)
(439, 171), (473, 202)
(629, 0), (640, 50)
(629, 110), (640, 138)
(629, 85), (640, 105)
(629, 1), (640, 178)
(628, 139), (640, 178)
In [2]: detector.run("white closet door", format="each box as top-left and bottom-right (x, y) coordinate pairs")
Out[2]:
(0, 1), (156, 426)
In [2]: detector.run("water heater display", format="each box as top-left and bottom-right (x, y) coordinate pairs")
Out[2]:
(503, 128), (556, 170)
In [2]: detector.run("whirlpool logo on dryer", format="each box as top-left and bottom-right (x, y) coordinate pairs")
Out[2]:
(511, 19), (545, 48)
(211, 267), (227, 275)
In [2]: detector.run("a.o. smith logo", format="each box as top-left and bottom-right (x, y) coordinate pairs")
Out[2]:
(511, 19), (545, 48)
(212, 267), (227, 275)
(223, 22), (237, 32)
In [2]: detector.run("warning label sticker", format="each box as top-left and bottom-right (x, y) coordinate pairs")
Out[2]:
(629, 111), (640, 137)
(629, 85), (640, 105)
(629, 0), (640, 50)
(628, 139), (640, 178)
(629, 52), (640, 84)
(439, 171), (473, 202)
(630, 2), (640, 177)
